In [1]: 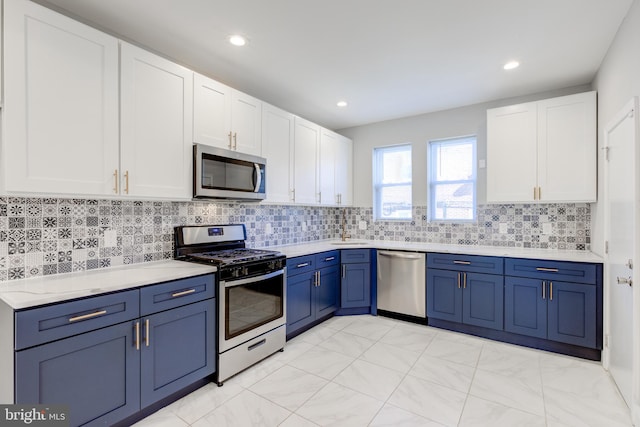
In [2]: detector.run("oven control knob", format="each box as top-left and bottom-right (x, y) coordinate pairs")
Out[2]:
(232, 268), (241, 278)
(242, 266), (249, 276)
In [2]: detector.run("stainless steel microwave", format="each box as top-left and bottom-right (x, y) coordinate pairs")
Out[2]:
(193, 144), (266, 200)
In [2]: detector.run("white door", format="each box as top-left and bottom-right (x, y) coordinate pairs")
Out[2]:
(231, 90), (262, 156)
(604, 97), (638, 408)
(293, 117), (320, 204)
(262, 104), (294, 203)
(319, 128), (338, 205)
(193, 73), (232, 149)
(335, 134), (353, 206)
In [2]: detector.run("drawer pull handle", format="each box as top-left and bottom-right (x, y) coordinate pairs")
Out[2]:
(69, 310), (107, 322)
(145, 319), (150, 347)
(463, 272), (467, 289)
(296, 262), (310, 268)
(549, 281), (553, 301)
(536, 267), (559, 273)
(325, 257), (335, 261)
(248, 339), (266, 351)
(135, 321), (140, 351)
(172, 289), (196, 298)
(453, 260), (471, 265)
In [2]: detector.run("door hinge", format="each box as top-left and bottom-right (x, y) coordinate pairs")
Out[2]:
(605, 241), (609, 254)
(602, 146), (610, 161)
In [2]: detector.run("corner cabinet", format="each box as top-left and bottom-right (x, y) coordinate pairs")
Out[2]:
(3, 0), (120, 195)
(340, 249), (371, 309)
(487, 91), (596, 203)
(286, 251), (340, 338)
(13, 274), (216, 427)
(120, 43), (193, 199)
(193, 72), (262, 156)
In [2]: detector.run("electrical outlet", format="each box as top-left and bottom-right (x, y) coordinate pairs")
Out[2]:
(104, 229), (117, 247)
(302, 221), (308, 231)
(265, 223), (272, 235)
(499, 223), (508, 234)
(543, 222), (553, 235)
(358, 220), (367, 230)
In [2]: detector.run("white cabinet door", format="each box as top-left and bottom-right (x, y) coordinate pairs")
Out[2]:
(231, 90), (262, 156)
(486, 102), (538, 203)
(335, 134), (353, 206)
(319, 128), (338, 205)
(120, 42), (193, 199)
(293, 117), (320, 205)
(537, 91), (596, 202)
(193, 73), (232, 150)
(262, 104), (294, 203)
(3, 0), (119, 195)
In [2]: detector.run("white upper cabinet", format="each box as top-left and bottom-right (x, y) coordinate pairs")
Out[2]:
(262, 104), (294, 204)
(293, 117), (320, 205)
(486, 91), (596, 203)
(120, 42), (193, 199)
(3, 0), (119, 195)
(193, 73), (262, 156)
(319, 128), (353, 206)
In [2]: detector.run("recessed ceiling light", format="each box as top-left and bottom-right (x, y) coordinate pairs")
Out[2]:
(337, 101), (348, 108)
(229, 35), (247, 47)
(503, 61), (520, 70)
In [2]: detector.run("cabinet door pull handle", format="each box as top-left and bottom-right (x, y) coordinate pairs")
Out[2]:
(135, 321), (140, 351)
(536, 267), (559, 273)
(228, 132), (233, 149)
(124, 171), (130, 194)
(172, 289), (196, 298)
(463, 272), (467, 289)
(318, 270), (321, 287)
(69, 310), (107, 322)
(145, 319), (150, 347)
(533, 187), (537, 200)
(113, 169), (119, 194)
(549, 281), (553, 301)
(453, 260), (471, 265)
(342, 264), (346, 278)
(542, 281), (546, 300)
(457, 272), (461, 289)
(325, 256), (335, 261)
(538, 187), (542, 200)
(233, 132), (238, 150)
(296, 262), (309, 268)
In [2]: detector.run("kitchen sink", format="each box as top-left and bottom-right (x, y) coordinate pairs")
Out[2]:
(331, 241), (367, 246)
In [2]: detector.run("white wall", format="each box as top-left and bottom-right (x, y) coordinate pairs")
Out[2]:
(592, 0), (640, 257)
(338, 85), (591, 208)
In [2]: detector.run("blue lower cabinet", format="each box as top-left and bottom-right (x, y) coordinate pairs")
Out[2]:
(16, 322), (140, 427)
(286, 271), (316, 334)
(504, 277), (547, 339)
(427, 269), (463, 323)
(316, 266), (340, 317)
(341, 263), (371, 309)
(463, 273), (504, 330)
(548, 281), (596, 348)
(140, 298), (216, 408)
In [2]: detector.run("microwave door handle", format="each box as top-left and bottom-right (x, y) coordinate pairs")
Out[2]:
(253, 163), (262, 193)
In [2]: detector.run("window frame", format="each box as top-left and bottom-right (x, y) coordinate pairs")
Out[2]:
(428, 135), (477, 222)
(373, 143), (412, 221)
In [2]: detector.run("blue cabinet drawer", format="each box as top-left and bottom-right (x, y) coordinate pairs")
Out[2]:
(316, 251), (340, 268)
(341, 249), (370, 264)
(427, 253), (504, 275)
(505, 258), (597, 284)
(140, 274), (215, 316)
(15, 290), (139, 350)
(287, 255), (316, 276)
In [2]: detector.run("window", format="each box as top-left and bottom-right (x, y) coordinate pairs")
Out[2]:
(429, 136), (477, 221)
(373, 144), (412, 220)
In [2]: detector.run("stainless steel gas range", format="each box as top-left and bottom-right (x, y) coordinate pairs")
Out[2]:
(174, 224), (286, 386)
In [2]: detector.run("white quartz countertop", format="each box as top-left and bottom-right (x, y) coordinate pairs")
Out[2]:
(0, 260), (216, 310)
(263, 240), (604, 264)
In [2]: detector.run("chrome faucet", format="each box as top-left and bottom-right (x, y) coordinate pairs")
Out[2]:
(341, 209), (351, 241)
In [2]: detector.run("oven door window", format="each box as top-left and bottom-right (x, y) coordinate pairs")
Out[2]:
(225, 274), (283, 340)
(201, 154), (257, 191)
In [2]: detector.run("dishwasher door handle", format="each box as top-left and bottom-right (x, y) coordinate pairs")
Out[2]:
(378, 250), (423, 260)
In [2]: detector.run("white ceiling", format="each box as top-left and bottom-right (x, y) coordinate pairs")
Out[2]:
(36, 0), (633, 130)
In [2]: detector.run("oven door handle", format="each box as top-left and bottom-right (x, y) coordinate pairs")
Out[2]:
(221, 269), (284, 288)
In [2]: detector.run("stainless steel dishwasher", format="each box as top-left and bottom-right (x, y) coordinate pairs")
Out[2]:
(377, 250), (426, 318)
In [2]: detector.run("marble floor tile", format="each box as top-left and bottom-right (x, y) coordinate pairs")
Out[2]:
(295, 324), (338, 345)
(162, 382), (243, 424)
(289, 346), (355, 380)
(544, 385), (632, 427)
(296, 382), (384, 426)
(469, 368), (544, 416)
(333, 359), (405, 401)
(409, 354), (475, 393)
(249, 365), (328, 411)
(279, 413), (320, 427)
(321, 314), (357, 331)
(224, 356), (285, 388)
(341, 318), (394, 341)
(360, 341), (422, 373)
(369, 404), (445, 427)
(477, 341), (541, 377)
(191, 389), (291, 427)
(388, 374), (467, 426)
(270, 339), (316, 364)
(379, 326), (435, 353)
(131, 406), (189, 427)
(459, 395), (546, 427)
(317, 330), (376, 358)
(423, 335), (483, 367)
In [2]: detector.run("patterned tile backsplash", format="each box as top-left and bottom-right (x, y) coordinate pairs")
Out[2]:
(0, 197), (590, 282)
